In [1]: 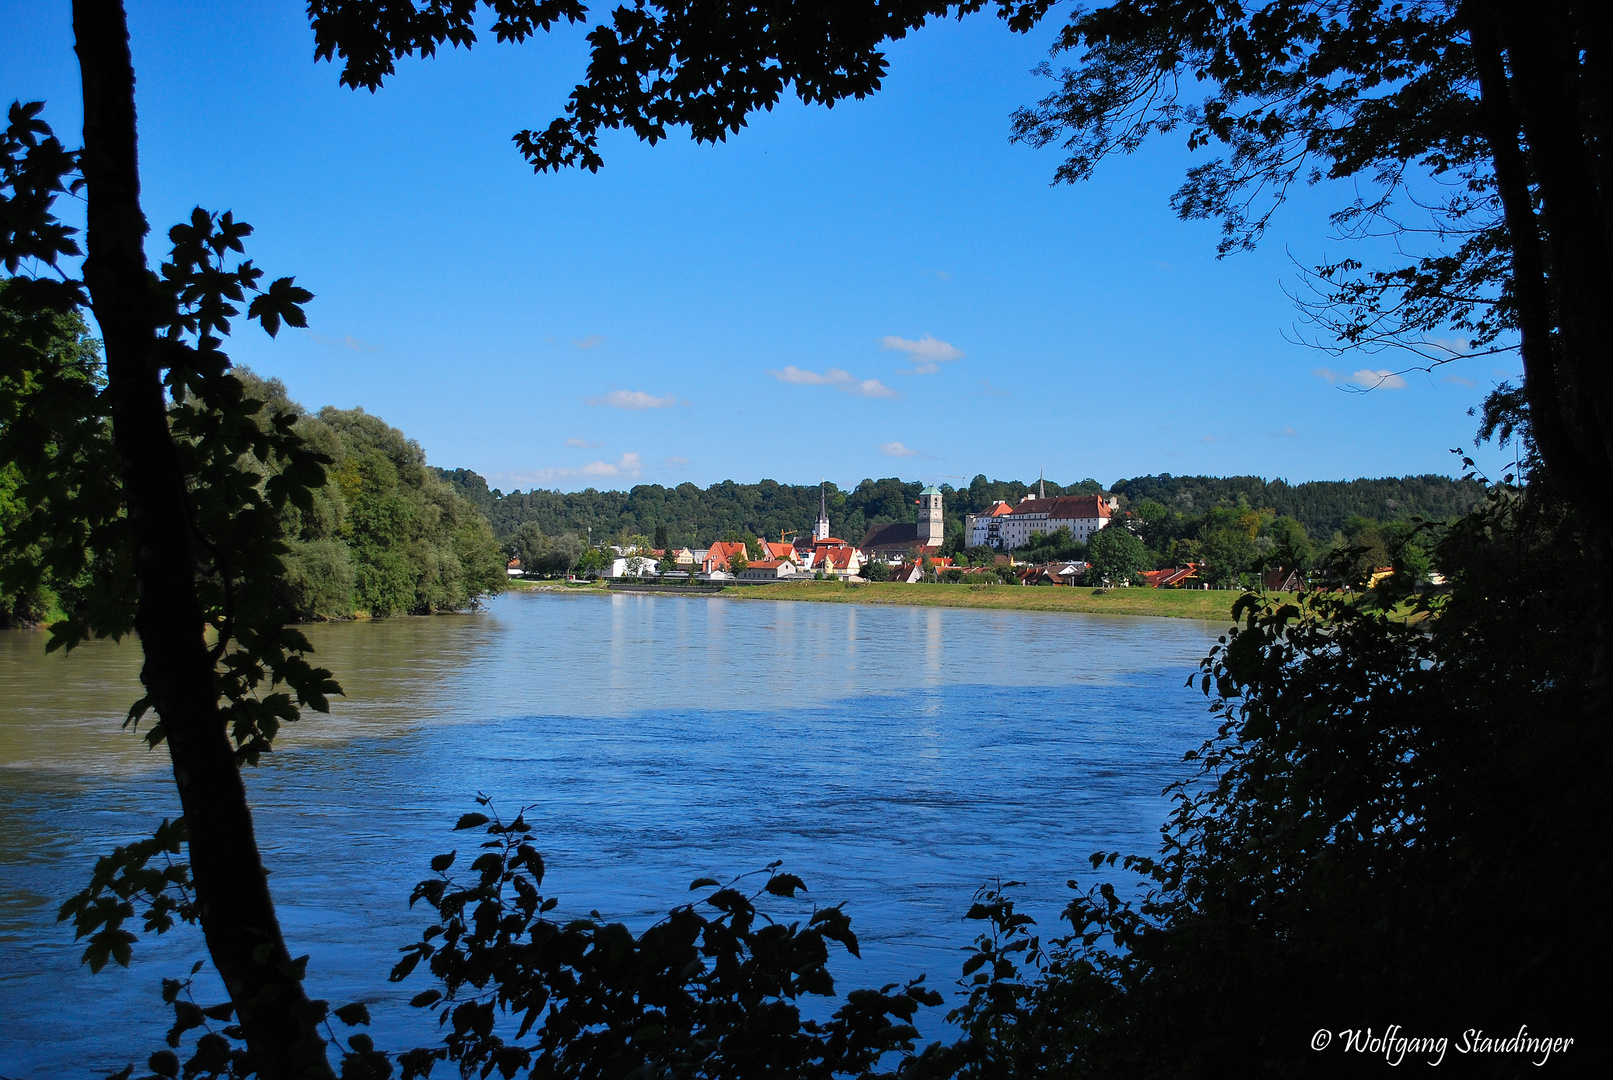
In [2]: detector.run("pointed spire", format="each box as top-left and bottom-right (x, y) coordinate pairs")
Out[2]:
(1039, 468), (1045, 500)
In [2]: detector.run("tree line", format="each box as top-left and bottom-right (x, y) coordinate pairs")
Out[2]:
(438, 468), (1480, 564)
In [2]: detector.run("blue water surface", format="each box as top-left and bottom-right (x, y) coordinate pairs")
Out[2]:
(0, 590), (1225, 1075)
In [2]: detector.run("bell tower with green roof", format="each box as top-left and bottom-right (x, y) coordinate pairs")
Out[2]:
(918, 485), (944, 547)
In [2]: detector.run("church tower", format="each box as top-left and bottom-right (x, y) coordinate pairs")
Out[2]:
(918, 485), (944, 547)
(814, 483), (830, 541)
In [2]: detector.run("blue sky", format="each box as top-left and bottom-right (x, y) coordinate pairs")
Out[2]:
(3, 2), (1522, 492)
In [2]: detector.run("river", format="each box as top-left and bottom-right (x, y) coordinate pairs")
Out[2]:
(0, 590), (1225, 1076)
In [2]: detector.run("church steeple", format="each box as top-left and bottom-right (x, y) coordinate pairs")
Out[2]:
(814, 482), (830, 541)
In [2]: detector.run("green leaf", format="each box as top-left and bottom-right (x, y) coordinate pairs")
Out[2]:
(764, 873), (806, 898)
(246, 276), (313, 338)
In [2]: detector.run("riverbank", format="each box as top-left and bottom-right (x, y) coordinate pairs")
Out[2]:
(720, 580), (1249, 621)
(508, 575), (1262, 621)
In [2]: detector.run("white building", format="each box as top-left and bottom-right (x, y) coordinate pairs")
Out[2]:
(966, 494), (1116, 550)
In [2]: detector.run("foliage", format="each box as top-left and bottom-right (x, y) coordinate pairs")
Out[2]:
(863, 558), (890, 582)
(0, 276), (110, 626)
(112, 801), (945, 1080)
(1085, 524), (1146, 586)
(900, 484), (1608, 1076)
(232, 374), (506, 618)
(1017, 527), (1086, 564)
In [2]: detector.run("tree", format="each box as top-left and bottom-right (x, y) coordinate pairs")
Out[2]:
(1013, 0), (1613, 669)
(653, 522), (669, 551)
(512, 521), (544, 576)
(1087, 522), (1147, 586)
(536, 531), (585, 576)
(864, 558), (890, 582)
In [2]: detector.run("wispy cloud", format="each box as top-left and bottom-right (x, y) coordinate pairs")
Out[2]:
(1443, 374), (1477, 388)
(664, 456), (690, 468)
(1272, 426), (1298, 437)
(573, 335), (604, 350)
(935, 270), (951, 281)
(1352, 369), (1408, 389)
(882, 334), (964, 375)
(305, 330), (379, 353)
(586, 390), (680, 409)
(879, 442), (920, 457)
(495, 452), (644, 487)
(1202, 435), (1219, 443)
(971, 378), (1011, 398)
(1313, 367), (1409, 390)
(565, 437), (604, 448)
(768, 366), (898, 399)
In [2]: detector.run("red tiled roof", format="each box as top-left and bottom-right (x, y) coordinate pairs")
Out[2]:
(1009, 494), (1112, 520)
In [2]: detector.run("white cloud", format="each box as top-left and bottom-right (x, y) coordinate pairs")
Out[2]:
(1443, 374), (1477, 388)
(586, 390), (680, 409)
(879, 442), (919, 457)
(1314, 367), (1408, 389)
(305, 330), (379, 353)
(882, 335), (963, 374)
(768, 366), (899, 399)
(1201, 435), (1219, 443)
(565, 437), (603, 448)
(971, 378), (1011, 398)
(573, 335), (604, 349)
(772, 365), (855, 386)
(495, 452), (643, 487)
(848, 378), (898, 399)
(664, 456), (690, 467)
(1352, 368), (1408, 389)
(1272, 426), (1298, 437)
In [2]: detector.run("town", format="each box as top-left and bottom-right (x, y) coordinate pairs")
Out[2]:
(505, 482), (1223, 590)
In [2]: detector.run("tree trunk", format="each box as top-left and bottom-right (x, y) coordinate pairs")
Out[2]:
(72, 2), (334, 1075)
(1467, 0), (1613, 691)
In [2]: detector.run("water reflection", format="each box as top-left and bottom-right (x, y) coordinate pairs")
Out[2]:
(0, 592), (1222, 1076)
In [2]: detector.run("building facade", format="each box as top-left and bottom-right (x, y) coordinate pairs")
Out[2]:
(965, 493), (1117, 550)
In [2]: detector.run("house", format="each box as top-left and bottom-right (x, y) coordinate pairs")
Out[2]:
(736, 560), (797, 581)
(860, 485), (946, 562)
(608, 555), (659, 578)
(506, 558), (524, 577)
(962, 500), (1016, 550)
(814, 544), (863, 580)
(1143, 565), (1201, 589)
(967, 492), (1117, 550)
(1262, 566), (1303, 592)
(702, 541), (749, 573)
(760, 538), (798, 563)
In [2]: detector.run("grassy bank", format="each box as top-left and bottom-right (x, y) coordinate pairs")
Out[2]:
(719, 580), (1251, 621)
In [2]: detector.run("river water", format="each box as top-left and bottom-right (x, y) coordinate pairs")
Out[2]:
(0, 590), (1224, 1076)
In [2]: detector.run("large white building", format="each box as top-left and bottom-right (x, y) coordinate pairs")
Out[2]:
(965, 493), (1117, 550)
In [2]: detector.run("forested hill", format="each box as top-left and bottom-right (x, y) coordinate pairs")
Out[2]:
(1110, 474), (1487, 540)
(432, 470), (1485, 548)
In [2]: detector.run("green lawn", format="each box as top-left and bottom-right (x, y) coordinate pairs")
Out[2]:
(719, 580), (1253, 621)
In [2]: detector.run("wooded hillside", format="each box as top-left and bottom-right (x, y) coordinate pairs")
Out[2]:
(435, 469), (1486, 549)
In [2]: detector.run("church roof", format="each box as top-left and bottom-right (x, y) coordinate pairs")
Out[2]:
(919, 485), (942, 495)
(861, 521), (920, 550)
